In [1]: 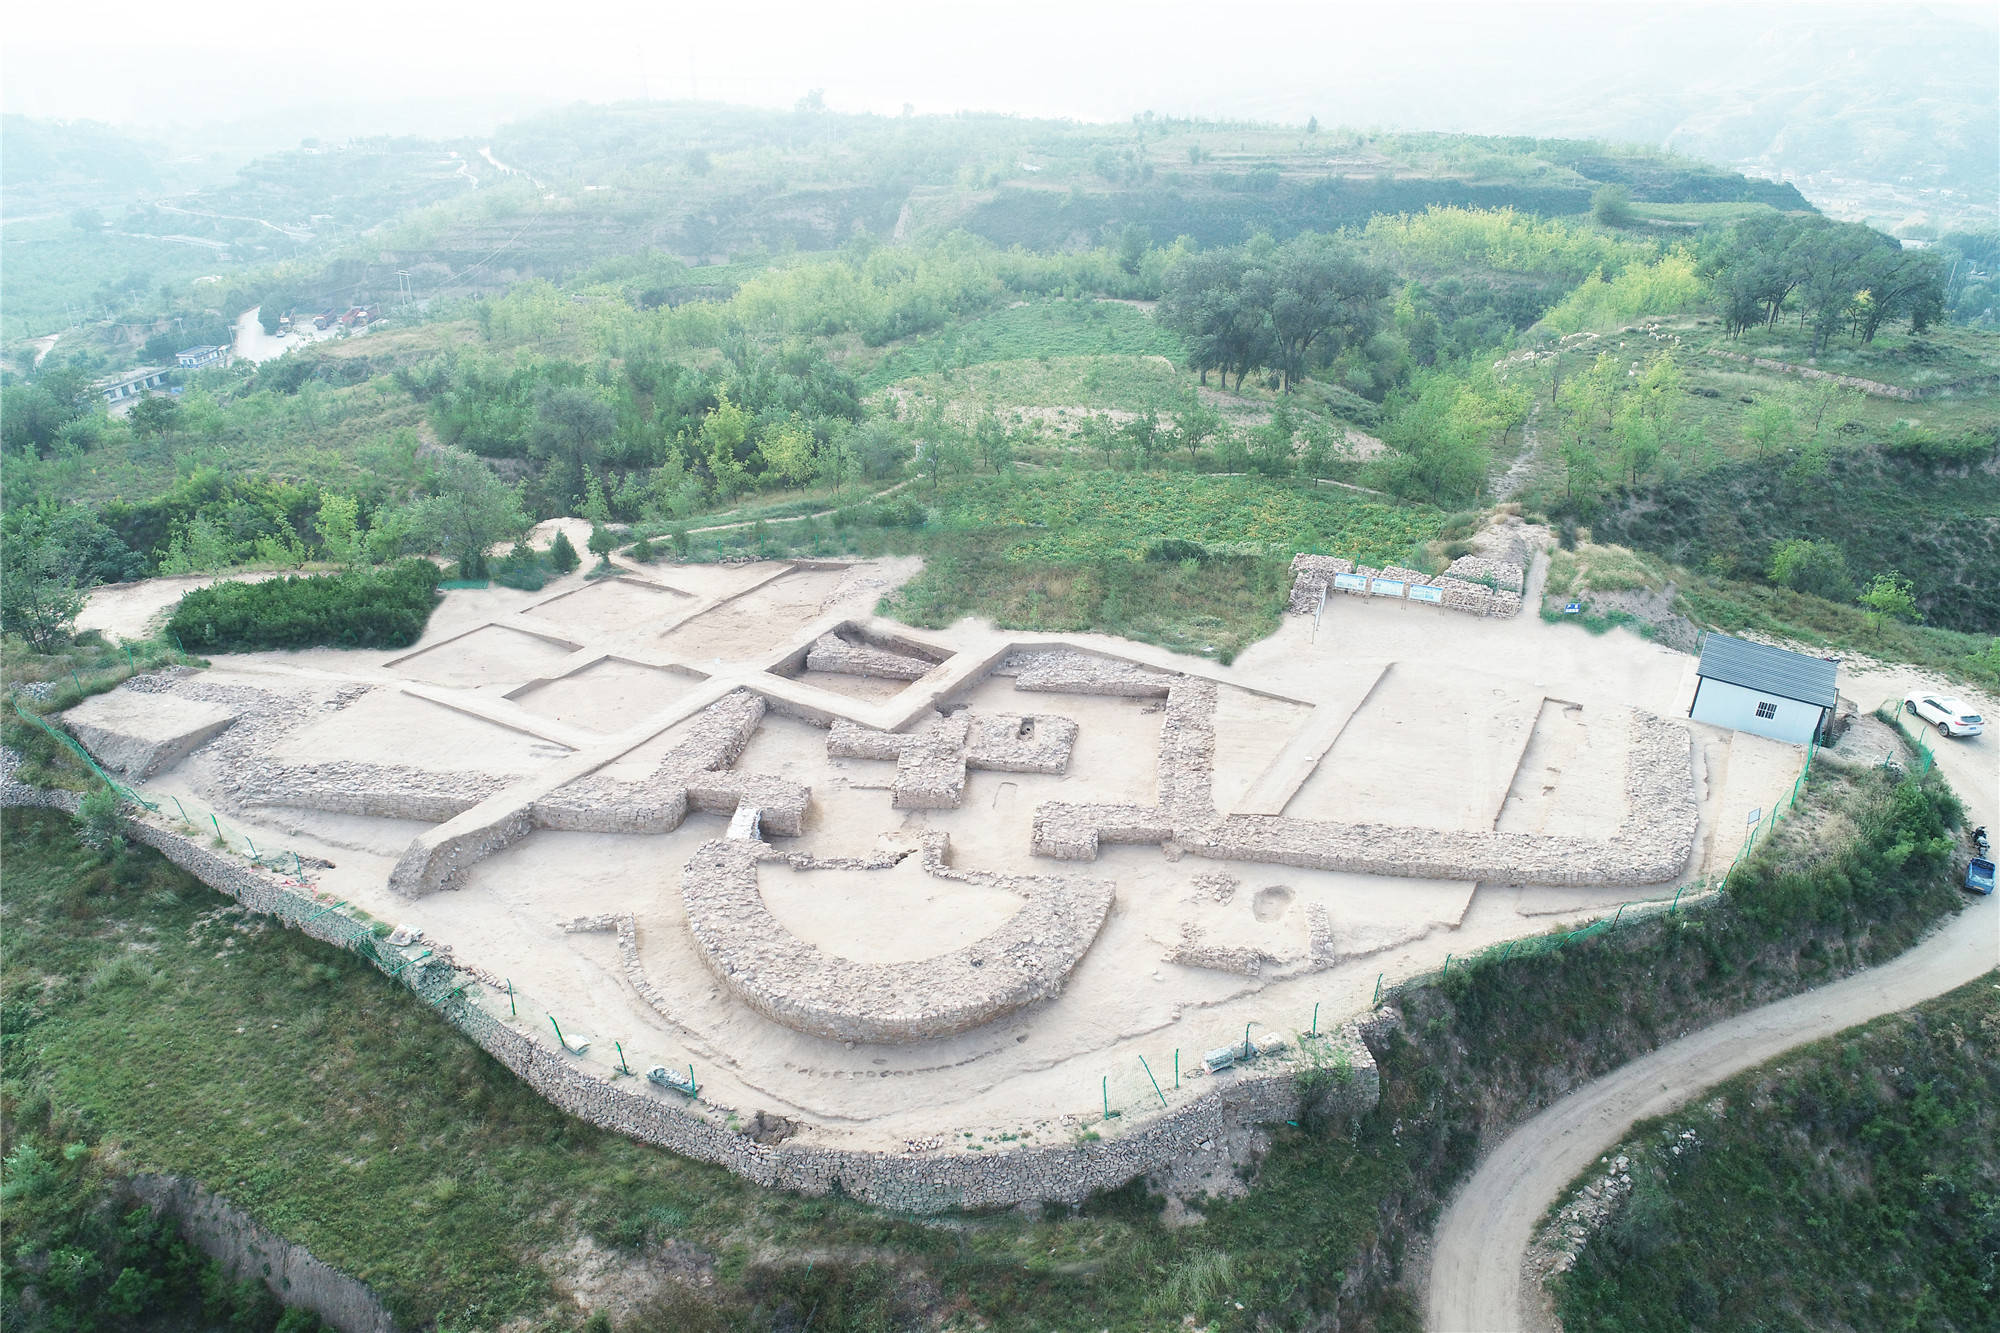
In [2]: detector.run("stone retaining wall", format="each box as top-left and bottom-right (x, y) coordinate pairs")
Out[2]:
(681, 832), (1115, 1042)
(3, 749), (1378, 1212)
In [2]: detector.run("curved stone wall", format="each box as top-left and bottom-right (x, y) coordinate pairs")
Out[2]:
(682, 833), (1115, 1043)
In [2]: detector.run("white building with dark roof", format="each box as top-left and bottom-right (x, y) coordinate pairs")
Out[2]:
(1688, 632), (1839, 746)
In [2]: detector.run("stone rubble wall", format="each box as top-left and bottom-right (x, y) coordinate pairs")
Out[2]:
(1443, 553), (1526, 593)
(681, 833), (1116, 1043)
(1007, 649), (1176, 698)
(3, 747), (1378, 1213)
(1285, 554), (1356, 613)
(1289, 529), (1529, 619)
(804, 632), (937, 681)
(533, 689), (810, 837)
(1035, 675), (1699, 887)
(828, 710), (1077, 811)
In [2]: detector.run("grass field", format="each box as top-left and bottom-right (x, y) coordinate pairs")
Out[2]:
(860, 299), (1184, 391)
(1551, 975), (2000, 1332)
(884, 353), (1189, 421)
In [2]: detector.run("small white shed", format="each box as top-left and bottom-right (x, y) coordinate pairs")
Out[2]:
(1687, 632), (1838, 746)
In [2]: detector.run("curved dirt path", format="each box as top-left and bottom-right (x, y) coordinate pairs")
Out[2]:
(1428, 890), (1998, 1332)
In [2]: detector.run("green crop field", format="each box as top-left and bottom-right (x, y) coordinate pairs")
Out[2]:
(861, 299), (1185, 389)
(927, 471), (1438, 564)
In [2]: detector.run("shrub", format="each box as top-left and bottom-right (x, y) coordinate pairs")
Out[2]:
(1144, 537), (1212, 564)
(628, 536), (657, 563)
(1767, 538), (1852, 601)
(548, 531), (580, 573)
(164, 561), (441, 653)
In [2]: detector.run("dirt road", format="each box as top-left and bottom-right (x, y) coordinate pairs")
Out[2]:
(1427, 889), (1998, 1332)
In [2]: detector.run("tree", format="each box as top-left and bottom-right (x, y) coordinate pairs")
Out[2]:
(1590, 184), (1633, 227)
(971, 411), (1014, 474)
(757, 417), (819, 487)
(530, 384), (615, 511)
(69, 206), (103, 231)
(1170, 389), (1224, 466)
(548, 529), (580, 573)
(587, 524), (615, 559)
(1742, 400), (1798, 458)
(1116, 224), (1150, 276)
(1306, 116), (1319, 134)
(683, 149), (712, 176)
(1262, 234), (1390, 392)
(697, 393), (752, 498)
(126, 395), (181, 445)
(412, 448), (529, 579)
(1767, 539), (1852, 600)
(316, 493), (361, 566)
(1858, 571), (1919, 625)
(0, 530), (88, 652)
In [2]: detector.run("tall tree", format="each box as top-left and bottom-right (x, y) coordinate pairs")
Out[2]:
(413, 449), (529, 579)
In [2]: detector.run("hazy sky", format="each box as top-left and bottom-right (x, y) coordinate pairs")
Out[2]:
(5, 0), (1994, 138)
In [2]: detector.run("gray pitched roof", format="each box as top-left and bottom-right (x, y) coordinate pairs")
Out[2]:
(1696, 632), (1838, 708)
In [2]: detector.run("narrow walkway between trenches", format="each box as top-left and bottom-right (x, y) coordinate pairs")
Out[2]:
(1425, 889), (1998, 1333)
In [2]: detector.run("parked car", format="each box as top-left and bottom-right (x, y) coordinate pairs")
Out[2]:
(1903, 693), (1985, 738)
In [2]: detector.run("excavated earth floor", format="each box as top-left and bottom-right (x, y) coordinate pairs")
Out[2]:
(64, 543), (1818, 1165)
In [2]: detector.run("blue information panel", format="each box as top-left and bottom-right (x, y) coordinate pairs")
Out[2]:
(1408, 584), (1444, 604)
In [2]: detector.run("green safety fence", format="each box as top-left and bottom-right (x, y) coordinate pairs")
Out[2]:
(11, 700), (159, 813)
(1877, 704), (1938, 775)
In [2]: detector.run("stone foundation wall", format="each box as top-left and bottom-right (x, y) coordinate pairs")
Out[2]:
(828, 710), (1077, 810)
(805, 631), (937, 681)
(1034, 675), (1699, 887)
(681, 832), (1115, 1043)
(533, 689), (810, 836)
(1008, 649), (1176, 697)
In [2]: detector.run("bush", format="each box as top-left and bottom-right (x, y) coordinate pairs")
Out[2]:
(492, 544), (552, 591)
(628, 536), (657, 563)
(1144, 537), (1212, 564)
(548, 531), (580, 573)
(1767, 538), (1852, 601)
(164, 561), (441, 653)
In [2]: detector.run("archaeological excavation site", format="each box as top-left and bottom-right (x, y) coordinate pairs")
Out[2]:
(15, 534), (1814, 1211)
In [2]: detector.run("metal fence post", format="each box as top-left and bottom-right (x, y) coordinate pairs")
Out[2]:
(1372, 972), (1384, 1006)
(1139, 1056), (1166, 1108)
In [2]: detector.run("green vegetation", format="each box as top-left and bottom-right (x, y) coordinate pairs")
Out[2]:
(1553, 976), (1999, 1332)
(658, 471), (1439, 659)
(0, 731), (1965, 1329)
(164, 561), (440, 653)
(860, 298), (1183, 389)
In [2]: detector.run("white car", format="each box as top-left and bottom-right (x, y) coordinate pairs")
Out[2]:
(1903, 693), (1985, 738)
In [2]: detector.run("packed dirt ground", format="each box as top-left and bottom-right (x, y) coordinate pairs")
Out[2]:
(58, 530), (1988, 1178)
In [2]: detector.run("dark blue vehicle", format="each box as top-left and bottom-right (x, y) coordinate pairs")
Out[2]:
(1967, 858), (1995, 896)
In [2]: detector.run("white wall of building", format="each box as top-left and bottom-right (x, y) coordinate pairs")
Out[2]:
(1689, 678), (1823, 746)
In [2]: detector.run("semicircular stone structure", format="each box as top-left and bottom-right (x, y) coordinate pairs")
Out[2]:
(682, 834), (1115, 1044)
